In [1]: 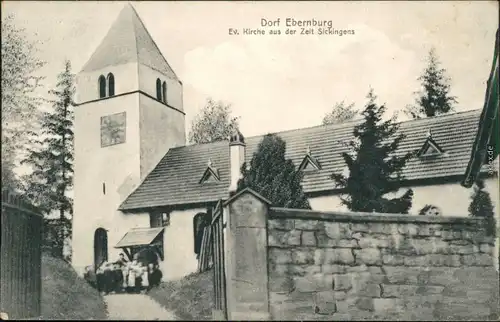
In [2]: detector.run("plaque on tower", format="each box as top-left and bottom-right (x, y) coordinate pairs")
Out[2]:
(100, 112), (126, 147)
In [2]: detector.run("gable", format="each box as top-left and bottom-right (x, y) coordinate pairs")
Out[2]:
(81, 4), (178, 80)
(298, 150), (322, 172)
(417, 137), (445, 158)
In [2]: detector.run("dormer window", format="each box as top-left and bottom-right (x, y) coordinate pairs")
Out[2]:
(298, 146), (322, 172)
(200, 158), (220, 184)
(417, 129), (445, 158)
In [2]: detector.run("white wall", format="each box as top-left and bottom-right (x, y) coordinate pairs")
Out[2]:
(160, 207), (207, 281)
(309, 177), (499, 217)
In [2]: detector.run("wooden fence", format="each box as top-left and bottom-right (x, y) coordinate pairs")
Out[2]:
(1, 190), (43, 319)
(210, 200), (227, 320)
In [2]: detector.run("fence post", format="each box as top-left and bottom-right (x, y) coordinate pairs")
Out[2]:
(223, 188), (271, 320)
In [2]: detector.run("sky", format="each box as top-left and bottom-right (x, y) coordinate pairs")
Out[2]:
(2, 0), (499, 138)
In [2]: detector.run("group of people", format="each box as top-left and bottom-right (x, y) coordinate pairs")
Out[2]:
(96, 251), (162, 295)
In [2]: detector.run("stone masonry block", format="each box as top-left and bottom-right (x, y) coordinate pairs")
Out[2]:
(358, 236), (391, 248)
(462, 253), (494, 266)
(269, 248), (292, 264)
(398, 223), (419, 236)
(295, 219), (322, 231)
(294, 273), (334, 292)
(479, 243), (493, 253)
(381, 284), (419, 298)
(384, 266), (419, 284)
(324, 248), (355, 265)
(321, 264), (346, 274)
(291, 249), (315, 265)
(301, 231), (317, 246)
(354, 248), (382, 265)
(373, 298), (405, 314)
(351, 223), (371, 232)
(268, 219), (294, 230)
(269, 263), (289, 277)
(448, 244), (479, 255)
(289, 264), (321, 277)
(313, 291), (337, 315)
(410, 237), (449, 255)
(333, 274), (352, 291)
(317, 232), (358, 248)
(269, 275), (294, 292)
(268, 229), (287, 247)
(355, 297), (375, 311)
(382, 254), (405, 265)
(324, 222), (352, 239)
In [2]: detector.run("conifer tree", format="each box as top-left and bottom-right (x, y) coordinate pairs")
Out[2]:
(22, 60), (75, 258)
(405, 48), (457, 119)
(237, 134), (310, 209)
(469, 179), (495, 236)
(332, 89), (415, 213)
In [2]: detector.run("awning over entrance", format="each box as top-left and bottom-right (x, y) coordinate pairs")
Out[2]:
(115, 227), (165, 248)
(462, 28), (500, 188)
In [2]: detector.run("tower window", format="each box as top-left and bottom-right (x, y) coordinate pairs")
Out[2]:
(107, 73), (115, 97)
(98, 75), (106, 98)
(156, 78), (162, 101)
(102, 182), (106, 195)
(162, 81), (167, 104)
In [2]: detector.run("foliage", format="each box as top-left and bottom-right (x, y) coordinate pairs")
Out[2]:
(331, 89), (415, 214)
(418, 204), (442, 216)
(405, 47), (457, 119)
(188, 98), (240, 144)
(322, 101), (358, 125)
(1, 14), (46, 190)
(22, 60), (75, 258)
(468, 179), (495, 236)
(237, 133), (311, 209)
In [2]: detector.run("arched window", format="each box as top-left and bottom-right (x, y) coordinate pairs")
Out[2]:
(162, 81), (167, 104)
(193, 213), (207, 256)
(93, 228), (108, 270)
(156, 78), (162, 101)
(107, 73), (115, 97)
(98, 75), (106, 98)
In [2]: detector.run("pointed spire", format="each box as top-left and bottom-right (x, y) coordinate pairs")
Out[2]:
(81, 4), (178, 80)
(306, 146), (311, 155)
(207, 158), (212, 168)
(426, 129), (433, 139)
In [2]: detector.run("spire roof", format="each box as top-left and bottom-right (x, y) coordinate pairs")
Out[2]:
(80, 4), (178, 80)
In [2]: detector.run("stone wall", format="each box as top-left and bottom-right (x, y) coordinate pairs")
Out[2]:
(267, 208), (499, 321)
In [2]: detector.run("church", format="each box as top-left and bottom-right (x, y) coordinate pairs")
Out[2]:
(71, 4), (499, 280)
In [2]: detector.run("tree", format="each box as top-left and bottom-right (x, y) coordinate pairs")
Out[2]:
(468, 179), (495, 237)
(237, 134), (311, 209)
(322, 101), (358, 125)
(405, 47), (457, 119)
(331, 89), (415, 214)
(188, 98), (240, 144)
(22, 60), (75, 258)
(1, 14), (45, 190)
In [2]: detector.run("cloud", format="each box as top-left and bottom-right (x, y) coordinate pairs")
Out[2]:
(182, 24), (420, 136)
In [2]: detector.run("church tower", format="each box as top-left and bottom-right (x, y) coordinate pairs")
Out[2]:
(72, 4), (186, 275)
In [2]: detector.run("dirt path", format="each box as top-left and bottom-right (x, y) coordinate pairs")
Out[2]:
(104, 293), (178, 320)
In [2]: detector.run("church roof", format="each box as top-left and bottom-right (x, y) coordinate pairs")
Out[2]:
(120, 109), (486, 211)
(80, 4), (179, 80)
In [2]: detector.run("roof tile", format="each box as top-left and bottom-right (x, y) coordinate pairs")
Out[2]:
(120, 109), (486, 210)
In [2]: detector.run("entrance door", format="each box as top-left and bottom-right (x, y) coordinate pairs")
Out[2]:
(93, 228), (108, 270)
